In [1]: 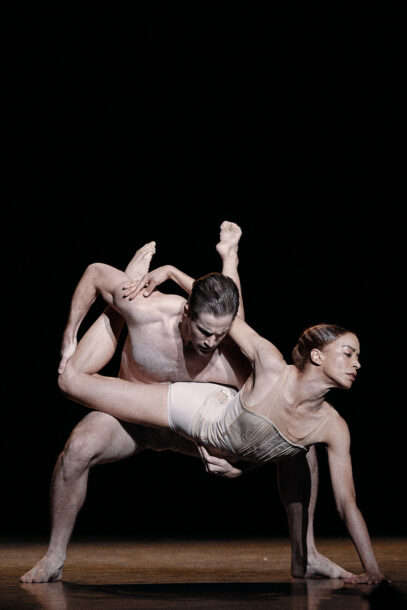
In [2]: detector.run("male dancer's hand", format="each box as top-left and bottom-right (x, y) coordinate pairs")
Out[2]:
(58, 337), (77, 374)
(197, 446), (243, 479)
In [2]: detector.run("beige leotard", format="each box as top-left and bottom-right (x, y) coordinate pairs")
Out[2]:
(167, 375), (309, 463)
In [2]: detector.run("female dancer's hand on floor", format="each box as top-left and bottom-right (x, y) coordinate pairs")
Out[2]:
(197, 446), (243, 479)
(345, 572), (391, 585)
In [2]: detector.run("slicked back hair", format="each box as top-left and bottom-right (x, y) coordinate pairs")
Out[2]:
(188, 272), (239, 321)
(292, 323), (350, 371)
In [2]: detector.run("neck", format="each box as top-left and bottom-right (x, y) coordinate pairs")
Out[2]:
(179, 315), (190, 347)
(291, 366), (334, 406)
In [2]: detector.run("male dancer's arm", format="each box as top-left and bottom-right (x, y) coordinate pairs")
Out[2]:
(58, 263), (131, 373)
(59, 244), (156, 374)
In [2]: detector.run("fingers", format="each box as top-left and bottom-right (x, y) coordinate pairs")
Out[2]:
(58, 358), (67, 374)
(122, 282), (137, 298)
(198, 446), (209, 458)
(197, 445), (242, 478)
(345, 573), (387, 585)
(228, 468), (243, 479)
(122, 274), (155, 300)
(204, 454), (229, 467)
(122, 277), (146, 300)
(197, 446), (210, 474)
(197, 446), (225, 472)
(211, 466), (242, 479)
(140, 279), (157, 298)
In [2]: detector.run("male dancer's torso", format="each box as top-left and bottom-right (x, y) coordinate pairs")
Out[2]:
(116, 290), (251, 387)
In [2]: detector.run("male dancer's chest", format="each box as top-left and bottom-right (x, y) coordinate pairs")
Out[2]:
(119, 324), (238, 386)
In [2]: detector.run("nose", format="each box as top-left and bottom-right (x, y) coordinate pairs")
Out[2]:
(204, 335), (216, 348)
(354, 359), (361, 370)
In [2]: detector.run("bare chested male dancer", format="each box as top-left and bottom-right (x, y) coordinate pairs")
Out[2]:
(21, 222), (353, 583)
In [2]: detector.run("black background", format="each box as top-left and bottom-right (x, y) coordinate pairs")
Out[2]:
(2, 5), (405, 543)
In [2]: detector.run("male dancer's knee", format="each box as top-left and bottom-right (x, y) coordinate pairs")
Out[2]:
(59, 429), (103, 480)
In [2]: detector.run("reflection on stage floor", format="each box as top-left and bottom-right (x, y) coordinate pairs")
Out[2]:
(2, 538), (406, 609)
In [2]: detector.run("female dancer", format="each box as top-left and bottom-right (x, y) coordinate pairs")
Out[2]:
(58, 261), (386, 584)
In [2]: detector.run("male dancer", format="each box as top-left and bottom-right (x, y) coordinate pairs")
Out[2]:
(21, 222), (352, 582)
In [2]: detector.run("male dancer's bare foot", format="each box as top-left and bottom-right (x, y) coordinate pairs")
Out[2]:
(20, 554), (64, 583)
(292, 550), (355, 579)
(125, 241), (156, 280)
(215, 221), (242, 261)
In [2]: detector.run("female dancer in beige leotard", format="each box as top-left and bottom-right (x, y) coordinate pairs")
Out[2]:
(58, 261), (386, 584)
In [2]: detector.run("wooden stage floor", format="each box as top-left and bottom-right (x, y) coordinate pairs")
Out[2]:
(1, 537), (406, 609)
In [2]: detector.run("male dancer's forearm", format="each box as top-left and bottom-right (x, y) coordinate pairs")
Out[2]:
(63, 265), (100, 342)
(63, 263), (118, 342)
(59, 263), (127, 374)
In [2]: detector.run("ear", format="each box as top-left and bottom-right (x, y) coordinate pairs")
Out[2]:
(184, 304), (190, 318)
(310, 348), (323, 366)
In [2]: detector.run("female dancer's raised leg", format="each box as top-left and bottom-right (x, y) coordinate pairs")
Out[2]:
(58, 366), (170, 428)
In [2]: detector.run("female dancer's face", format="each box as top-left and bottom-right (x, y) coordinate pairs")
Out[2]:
(319, 333), (361, 389)
(189, 311), (234, 355)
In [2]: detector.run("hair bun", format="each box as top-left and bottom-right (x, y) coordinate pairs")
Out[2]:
(291, 344), (303, 368)
(292, 323), (350, 371)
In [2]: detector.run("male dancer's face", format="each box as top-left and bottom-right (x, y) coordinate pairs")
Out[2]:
(187, 311), (233, 355)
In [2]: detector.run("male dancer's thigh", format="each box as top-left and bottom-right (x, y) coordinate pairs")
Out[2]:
(67, 411), (142, 464)
(68, 411), (199, 464)
(139, 426), (199, 458)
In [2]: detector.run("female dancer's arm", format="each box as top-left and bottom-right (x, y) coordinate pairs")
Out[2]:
(122, 274), (279, 376)
(123, 256), (244, 319)
(123, 265), (195, 299)
(227, 316), (285, 372)
(324, 415), (386, 584)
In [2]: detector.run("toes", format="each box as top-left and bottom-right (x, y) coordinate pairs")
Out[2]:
(146, 241), (156, 253)
(139, 242), (156, 259)
(20, 573), (32, 583)
(220, 221), (241, 236)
